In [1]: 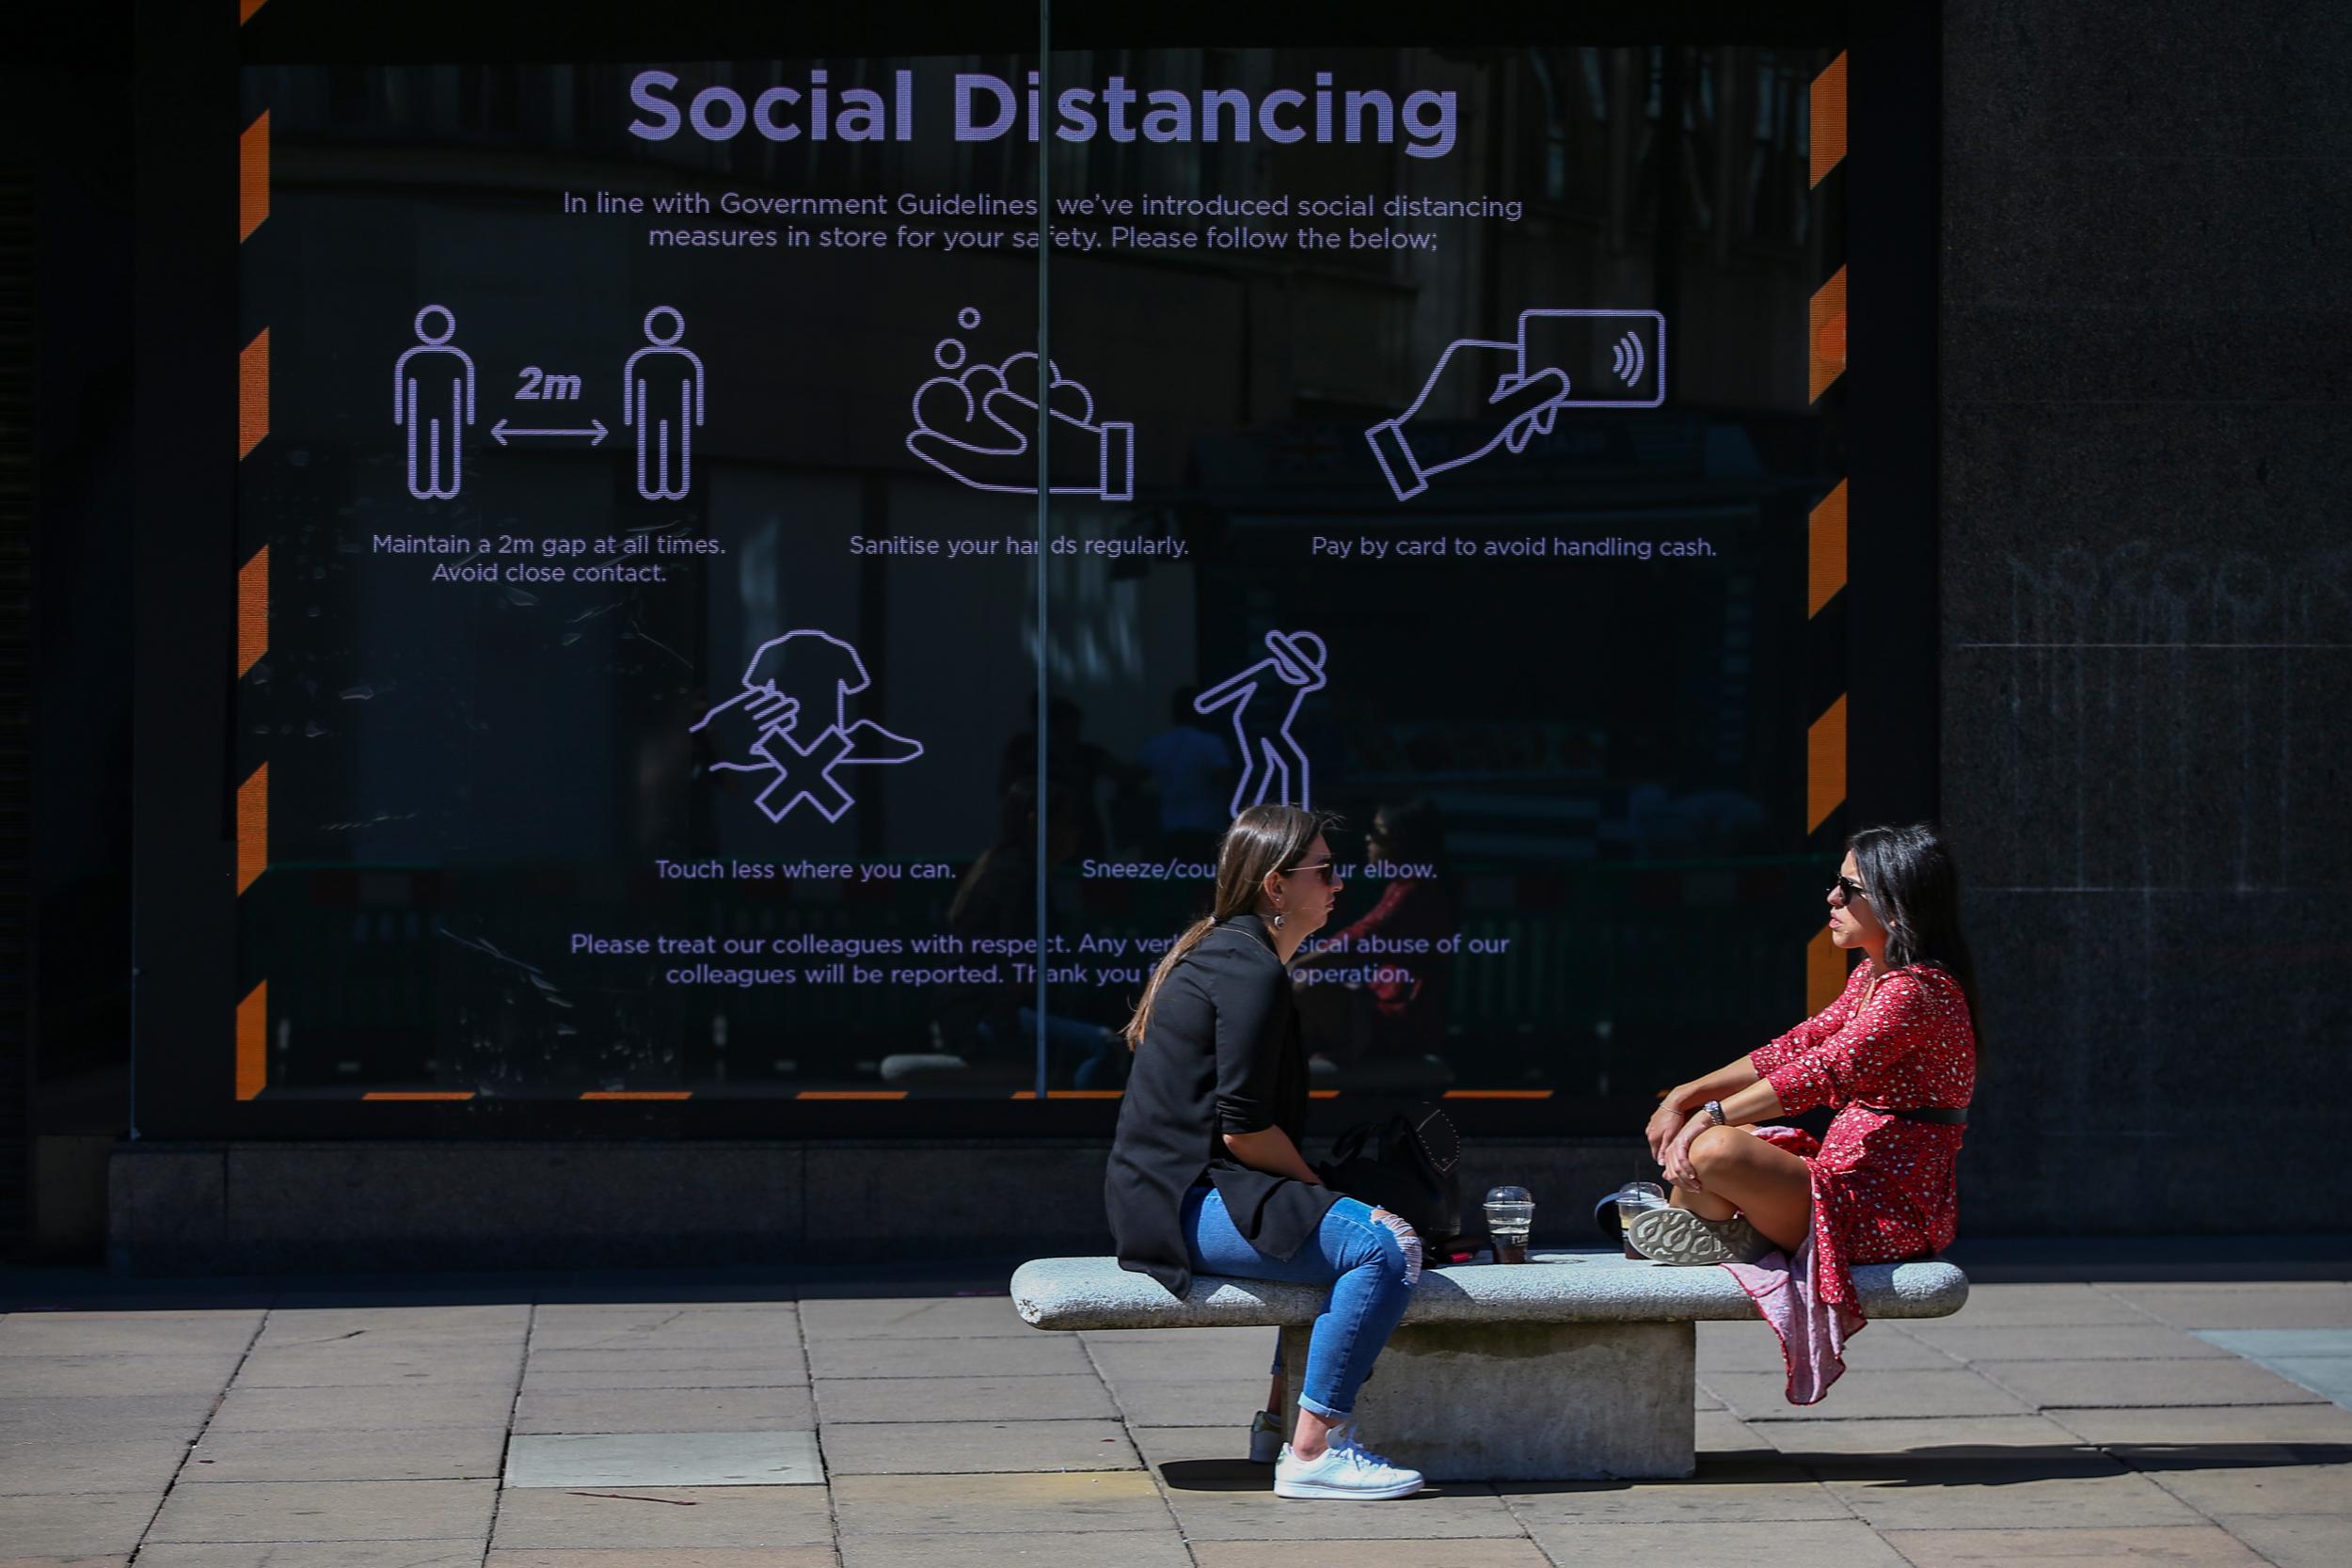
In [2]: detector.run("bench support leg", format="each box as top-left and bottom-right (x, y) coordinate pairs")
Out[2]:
(1281, 1319), (1696, 1481)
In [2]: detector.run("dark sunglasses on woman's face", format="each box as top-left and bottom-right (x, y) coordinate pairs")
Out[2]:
(1827, 874), (1868, 905)
(1287, 860), (1339, 886)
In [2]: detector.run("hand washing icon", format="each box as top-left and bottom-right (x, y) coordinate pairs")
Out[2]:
(906, 307), (1136, 500)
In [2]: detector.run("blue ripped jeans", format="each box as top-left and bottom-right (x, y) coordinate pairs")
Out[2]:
(1182, 1185), (1415, 1420)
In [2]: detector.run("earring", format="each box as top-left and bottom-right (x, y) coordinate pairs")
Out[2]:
(1271, 910), (1286, 930)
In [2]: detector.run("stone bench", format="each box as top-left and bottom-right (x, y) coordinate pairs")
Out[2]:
(1010, 1250), (1969, 1481)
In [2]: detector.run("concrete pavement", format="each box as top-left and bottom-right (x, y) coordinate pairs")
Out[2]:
(3, 1267), (2347, 1567)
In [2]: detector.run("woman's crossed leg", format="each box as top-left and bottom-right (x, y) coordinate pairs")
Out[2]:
(1666, 1125), (1814, 1252)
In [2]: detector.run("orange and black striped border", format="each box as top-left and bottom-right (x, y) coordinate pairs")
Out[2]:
(236, 13), (271, 1097)
(1805, 51), (1851, 1014)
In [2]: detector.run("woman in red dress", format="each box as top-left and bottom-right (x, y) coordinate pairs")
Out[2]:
(1630, 824), (1978, 1370)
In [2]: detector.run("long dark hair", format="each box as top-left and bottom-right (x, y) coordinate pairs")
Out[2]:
(1848, 822), (1981, 1042)
(1123, 803), (1332, 1049)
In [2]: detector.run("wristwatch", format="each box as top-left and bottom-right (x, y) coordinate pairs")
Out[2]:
(1704, 1100), (1727, 1127)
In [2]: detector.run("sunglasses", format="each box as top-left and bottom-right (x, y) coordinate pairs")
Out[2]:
(1827, 874), (1868, 904)
(1286, 860), (1340, 886)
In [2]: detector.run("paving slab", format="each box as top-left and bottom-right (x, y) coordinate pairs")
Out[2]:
(1709, 1368), (2030, 1421)
(1517, 1519), (1909, 1568)
(230, 1344), (522, 1390)
(1192, 1541), (1553, 1568)
(1807, 1453), (2208, 1530)
(0, 1314), (262, 1357)
(0, 1437), (192, 1497)
(2197, 1329), (2352, 1360)
(838, 1530), (1191, 1568)
(504, 1432), (822, 1488)
(2105, 1286), (2352, 1332)
(829, 1471), (1170, 1535)
(145, 1479), (497, 1544)
(807, 1336), (1093, 1380)
(1975, 1356), (2325, 1409)
(1099, 1376), (1269, 1428)
(0, 1394), (219, 1442)
(2252, 1357), (2352, 1407)
(2048, 1401), (2352, 1448)
(798, 1298), (1030, 1341)
(1075, 1326), (1276, 1352)
(815, 1373), (1114, 1425)
(208, 1385), (516, 1434)
(0, 1355), (243, 1399)
(1756, 1413), (2095, 1457)
(254, 1307), (531, 1348)
(1931, 1286), (2157, 1328)
(0, 1556), (129, 1568)
(1907, 1324), (2234, 1362)
(1126, 1425), (1519, 1541)
(1080, 1338), (1268, 1385)
(1879, 1525), (2268, 1566)
(490, 1485), (833, 1549)
(0, 1494), (160, 1556)
(489, 1551), (834, 1568)
(1699, 1323), (1958, 1373)
(818, 1418), (1137, 1475)
(519, 1368), (807, 1395)
(182, 1427), (507, 1483)
(135, 1545), (486, 1568)
(524, 1348), (803, 1381)
(511, 1386), (815, 1434)
(2210, 1513), (2352, 1568)
(1498, 1455), (1850, 1526)
(531, 1302), (796, 1318)
(526, 1311), (802, 1356)
(2145, 1461), (2352, 1514)
(1693, 1410), (1774, 1456)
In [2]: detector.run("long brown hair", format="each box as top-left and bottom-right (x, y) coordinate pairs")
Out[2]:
(1122, 804), (1330, 1049)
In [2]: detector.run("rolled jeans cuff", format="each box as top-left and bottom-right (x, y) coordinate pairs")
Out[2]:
(1296, 1389), (1348, 1420)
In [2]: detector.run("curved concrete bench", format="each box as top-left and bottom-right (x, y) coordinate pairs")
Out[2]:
(1012, 1251), (1969, 1481)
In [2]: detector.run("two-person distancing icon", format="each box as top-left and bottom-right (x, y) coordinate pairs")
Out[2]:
(391, 305), (704, 502)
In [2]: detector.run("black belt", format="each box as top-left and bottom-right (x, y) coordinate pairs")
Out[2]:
(1858, 1103), (1968, 1125)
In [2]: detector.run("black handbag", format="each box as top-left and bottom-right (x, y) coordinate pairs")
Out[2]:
(1316, 1101), (1464, 1245)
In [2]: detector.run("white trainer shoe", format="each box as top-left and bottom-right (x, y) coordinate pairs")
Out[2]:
(1272, 1426), (1424, 1499)
(1248, 1410), (1284, 1464)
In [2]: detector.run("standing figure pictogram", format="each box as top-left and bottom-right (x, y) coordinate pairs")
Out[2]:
(394, 305), (476, 500)
(624, 306), (706, 501)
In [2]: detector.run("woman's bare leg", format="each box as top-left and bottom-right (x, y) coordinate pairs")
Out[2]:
(1678, 1126), (1814, 1251)
(1668, 1181), (1740, 1221)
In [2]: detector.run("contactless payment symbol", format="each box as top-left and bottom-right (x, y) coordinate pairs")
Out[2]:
(1515, 309), (1666, 409)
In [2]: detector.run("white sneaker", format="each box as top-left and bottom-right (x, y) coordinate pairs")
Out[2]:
(1272, 1427), (1424, 1500)
(1248, 1410), (1283, 1465)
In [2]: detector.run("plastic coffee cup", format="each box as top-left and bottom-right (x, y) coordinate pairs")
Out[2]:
(1484, 1184), (1534, 1265)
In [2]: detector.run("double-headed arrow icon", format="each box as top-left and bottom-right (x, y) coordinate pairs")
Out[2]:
(491, 417), (609, 446)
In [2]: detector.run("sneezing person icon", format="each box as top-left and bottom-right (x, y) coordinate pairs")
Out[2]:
(624, 306), (706, 501)
(1195, 629), (1327, 816)
(393, 306), (476, 500)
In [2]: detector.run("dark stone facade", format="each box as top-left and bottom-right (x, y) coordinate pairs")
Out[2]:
(1939, 2), (2352, 1232)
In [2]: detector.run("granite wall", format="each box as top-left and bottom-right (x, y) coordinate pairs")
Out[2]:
(1939, 2), (2352, 1231)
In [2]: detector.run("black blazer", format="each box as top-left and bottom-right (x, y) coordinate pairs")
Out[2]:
(1104, 913), (1338, 1296)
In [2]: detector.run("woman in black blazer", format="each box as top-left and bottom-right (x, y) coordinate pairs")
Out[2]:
(1104, 804), (1425, 1501)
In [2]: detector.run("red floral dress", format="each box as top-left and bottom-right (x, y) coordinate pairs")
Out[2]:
(1745, 960), (1976, 1324)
